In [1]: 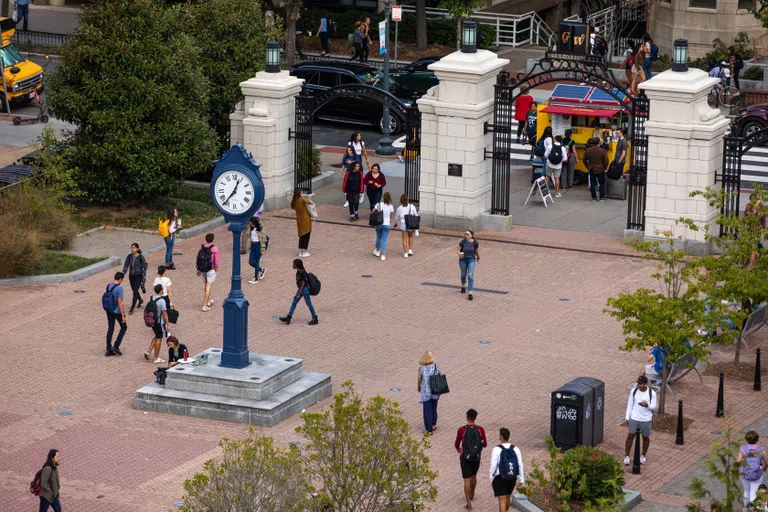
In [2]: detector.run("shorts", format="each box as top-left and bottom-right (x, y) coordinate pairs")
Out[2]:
(644, 364), (660, 378)
(492, 475), (517, 497)
(152, 322), (167, 339)
(460, 458), (481, 479)
(628, 419), (652, 438)
(202, 270), (216, 283)
(546, 165), (562, 179)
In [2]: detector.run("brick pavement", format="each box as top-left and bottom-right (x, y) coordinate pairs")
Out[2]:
(0, 204), (766, 511)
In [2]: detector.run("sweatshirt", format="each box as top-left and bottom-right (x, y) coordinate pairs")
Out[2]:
(343, 169), (365, 194)
(364, 171), (387, 192)
(625, 387), (657, 423)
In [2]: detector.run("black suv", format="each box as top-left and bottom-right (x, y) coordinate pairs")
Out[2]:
(290, 61), (411, 134)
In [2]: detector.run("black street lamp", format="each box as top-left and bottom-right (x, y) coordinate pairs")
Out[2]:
(265, 40), (281, 73)
(672, 38), (688, 73)
(376, 0), (396, 156)
(461, 20), (477, 53)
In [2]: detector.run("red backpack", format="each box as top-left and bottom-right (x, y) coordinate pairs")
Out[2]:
(30, 467), (43, 495)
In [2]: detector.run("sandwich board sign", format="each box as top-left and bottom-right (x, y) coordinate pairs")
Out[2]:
(525, 176), (554, 207)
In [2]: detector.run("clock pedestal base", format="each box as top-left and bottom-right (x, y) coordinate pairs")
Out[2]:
(134, 349), (332, 426)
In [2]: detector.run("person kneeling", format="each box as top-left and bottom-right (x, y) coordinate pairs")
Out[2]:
(166, 336), (189, 368)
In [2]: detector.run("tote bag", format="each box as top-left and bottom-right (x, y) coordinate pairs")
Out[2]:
(404, 204), (420, 230)
(429, 365), (450, 395)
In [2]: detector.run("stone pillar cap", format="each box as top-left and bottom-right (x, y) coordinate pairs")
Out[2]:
(428, 49), (510, 77)
(640, 68), (718, 96)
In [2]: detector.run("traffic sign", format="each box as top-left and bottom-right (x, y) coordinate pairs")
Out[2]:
(392, 6), (402, 21)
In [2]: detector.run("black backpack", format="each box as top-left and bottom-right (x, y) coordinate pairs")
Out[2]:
(548, 143), (563, 165)
(534, 139), (546, 157)
(498, 444), (520, 481)
(307, 273), (321, 296)
(144, 296), (159, 327)
(196, 244), (213, 273)
(632, 386), (653, 404)
(596, 36), (608, 57)
(462, 426), (483, 463)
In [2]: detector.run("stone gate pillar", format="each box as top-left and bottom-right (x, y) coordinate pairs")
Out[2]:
(639, 69), (730, 253)
(417, 50), (510, 230)
(232, 71), (304, 211)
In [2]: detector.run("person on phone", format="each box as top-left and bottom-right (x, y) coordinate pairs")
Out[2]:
(122, 243), (147, 315)
(166, 336), (189, 368)
(623, 375), (657, 466)
(458, 230), (479, 301)
(104, 272), (127, 357)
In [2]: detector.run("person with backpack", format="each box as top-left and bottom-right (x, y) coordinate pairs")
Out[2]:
(457, 230), (480, 301)
(584, 137), (609, 202)
(34, 449), (62, 512)
(489, 428), (524, 512)
(153, 265), (173, 310)
(737, 431), (768, 506)
(455, 409), (488, 510)
(396, 194), (418, 258)
(343, 161), (365, 222)
(248, 216), (269, 284)
(279, 258), (319, 325)
(643, 33), (657, 80)
(623, 375), (657, 466)
(103, 272), (127, 357)
(144, 284), (169, 364)
(196, 233), (220, 312)
(562, 129), (577, 190)
(372, 191), (395, 261)
(417, 351), (441, 435)
(523, 102), (538, 160)
(730, 48), (744, 90)
(159, 207), (180, 270)
(544, 134), (567, 198)
(122, 243), (147, 315)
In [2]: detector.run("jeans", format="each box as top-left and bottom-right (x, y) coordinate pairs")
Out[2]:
(17, 4), (29, 31)
(106, 311), (127, 352)
(289, 287), (316, 318)
(422, 398), (438, 432)
(249, 243), (262, 279)
(39, 496), (61, 512)
(741, 476), (763, 505)
(128, 274), (143, 310)
(643, 57), (653, 80)
(351, 42), (363, 61)
(590, 173), (606, 199)
(529, 136), (537, 159)
(362, 38), (369, 62)
(320, 32), (329, 53)
(164, 233), (175, 265)
(459, 258), (476, 292)
(295, 35), (304, 57)
(346, 192), (360, 216)
(563, 157), (575, 188)
(367, 188), (382, 209)
(375, 224), (390, 254)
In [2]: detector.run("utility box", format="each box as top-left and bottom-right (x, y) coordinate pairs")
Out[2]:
(569, 377), (605, 446)
(550, 381), (595, 450)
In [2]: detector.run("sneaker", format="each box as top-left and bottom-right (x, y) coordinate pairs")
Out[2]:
(207, 299), (215, 307)
(113, 347), (122, 356)
(202, 306), (211, 312)
(623, 456), (630, 466)
(592, 198), (597, 202)
(381, 254), (386, 261)
(343, 201), (349, 208)
(404, 252), (408, 258)
(279, 315), (292, 325)
(301, 252), (310, 257)
(408, 249), (413, 255)
(373, 249), (380, 257)
(640, 455), (646, 465)
(308, 316), (319, 325)
(555, 193), (563, 198)
(468, 293), (473, 301)
(144, 351), (150, 360)
(599, 199), (605, 202)
(105, 350), (115, 357)
(354, 213), (359, 220)
(259, 269), (266, 279)
(153, 358), (166, 364)
(350, 216), (355, 222)
(128, 309), (134, 315)
(461, 287), (466, 294)
(166, 264), (176, 270)
(248, 278), (259, 284)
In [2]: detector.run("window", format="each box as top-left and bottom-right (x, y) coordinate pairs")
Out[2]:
(337, 73), (360, 86)
(738, 0), (754, 9)
(690, 0), (716, 8)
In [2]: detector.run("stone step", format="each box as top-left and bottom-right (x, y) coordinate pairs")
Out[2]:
(135, 371), (332, 427)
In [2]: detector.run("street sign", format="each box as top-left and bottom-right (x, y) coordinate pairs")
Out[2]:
(392, 6), (402, 21)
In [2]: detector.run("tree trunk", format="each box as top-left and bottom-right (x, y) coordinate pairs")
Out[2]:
(737, 301), (751, 364)
(657, 364), (668, 416)
(455, 16), (462, 50)
(416, 0), (427, 50)
(285, 0), (301, 69)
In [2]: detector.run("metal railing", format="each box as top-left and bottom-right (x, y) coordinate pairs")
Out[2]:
(10, 30), (69, 48)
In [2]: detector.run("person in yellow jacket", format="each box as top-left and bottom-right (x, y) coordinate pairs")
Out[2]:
(158, 208), (180, 270)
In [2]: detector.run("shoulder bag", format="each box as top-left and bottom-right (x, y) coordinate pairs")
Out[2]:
(404, 204), (420, 230)
(305, 201), (318, 219)
(428, 364), (450, 395)
(369, 204), (383, 226)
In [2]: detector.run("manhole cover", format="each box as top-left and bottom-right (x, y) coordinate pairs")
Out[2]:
(57, 411), (74, 417)
(361, 274), (373, 278)
(389, 388), (403, 392)
(559, 298), (571, 302)
(74, 290), (85, 294)
(479, 340), (491, 345)
(709, 430), (724, 436)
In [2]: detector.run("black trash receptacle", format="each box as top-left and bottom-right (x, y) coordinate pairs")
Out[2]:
(570, 377), (605, 446)
(550, 381), (594, 450)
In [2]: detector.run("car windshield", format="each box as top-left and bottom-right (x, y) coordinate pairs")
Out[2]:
(1, 44), (24, 67)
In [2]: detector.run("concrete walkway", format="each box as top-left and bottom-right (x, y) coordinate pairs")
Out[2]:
(57, 229), (164, 260)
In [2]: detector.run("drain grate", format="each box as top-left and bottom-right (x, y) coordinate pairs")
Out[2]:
(479, 340), (491, 345)
(389, 388), (403, 392)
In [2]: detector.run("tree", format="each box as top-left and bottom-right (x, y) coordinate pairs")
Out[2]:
(438, 0), (489, 49)
(416, 0), (427, 50)
(180, 430), (310, 512)
(284, 0), (301, 68)
(296, 380), (438, 511)
(680, 187), (768, 363)
(45, 0), (217, 204)
(605, 232), (731, 415)
(686, 428), (744, 512)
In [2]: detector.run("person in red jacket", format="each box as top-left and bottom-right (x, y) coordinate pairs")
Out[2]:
(342, 161), (365, 221)
(364, 163), (387, 209)
(515, 86), (535, 143)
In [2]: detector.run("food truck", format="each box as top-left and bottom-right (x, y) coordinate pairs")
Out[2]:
(535, 84), (632, 174)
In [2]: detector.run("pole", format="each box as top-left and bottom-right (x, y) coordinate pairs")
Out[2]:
(631, 430), (641, 474)
(394, 19), (399, 69)
(716, 372), (725, 418)
(376, 0), (396, 156)
(0, 63), (11, 121)
(755, 348), (762, 392)
(675, 400), (684, 445)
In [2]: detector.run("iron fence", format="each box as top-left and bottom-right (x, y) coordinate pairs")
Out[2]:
(11, 30), (69, 48)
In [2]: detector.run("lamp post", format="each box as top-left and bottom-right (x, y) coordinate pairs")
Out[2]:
(672, 38), (688, 73)
(265, 40), (282, 73)
(376, 0), (396, 156)
(461, 20), (477, 53)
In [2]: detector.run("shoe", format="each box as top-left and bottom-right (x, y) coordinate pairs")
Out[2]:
(599, 199), (605, 202)
(408, 249), (413, 255)
(207, 299), (215, 307)
(350, 216), (355, 222)
(279, 315), (292, 325)
(259, 269), (266, 279)
(354, 214), (359, 220)
(343, 201), (349, 208)
(166, 264), (176, 270)
(248, 278), (259, 284)
(640, 455), (646, 465)
(153, 358), (166, 364)
(308, 316), (319, 325)
(555, 193), (562, 198)
(137, 301), (143, 309)
(105, 350), (115, 357)
(461, 287), (466, 294)
(144, 351), (150, 360)
(592, 198), (597, 202)
(468, 293), (473, 301)
(404, 252), (408, 258)
(128, 309), (134, 315)
(301, 252), (310, 257)
(373, 249), (380, 257)
(202, 306), (211, 312)
(623, 456), (630, 466)
(381, 254), (386, 261)
(113, 347), (122, 356)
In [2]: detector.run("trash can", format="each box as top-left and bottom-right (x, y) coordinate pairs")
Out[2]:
(550, 381), (594, 450)
(569, 377), (605, 446)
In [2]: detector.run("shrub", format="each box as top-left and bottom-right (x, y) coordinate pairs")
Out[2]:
(7, 186), (78, 250)
(0, 218), (42, 278)
(743, 65), (765, 81)
(652, 54), (672, 72)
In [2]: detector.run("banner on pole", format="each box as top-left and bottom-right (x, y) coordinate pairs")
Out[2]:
(379, 20), (386, 55)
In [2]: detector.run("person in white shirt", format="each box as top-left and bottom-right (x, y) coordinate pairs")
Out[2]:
(373, 192), (395, 261)
(153, 265), (173, 309)
(623, 375), (657, 466)
(395, 194), (417, 258)
(489, 428), (524, 512)
(544, 134), (568, 198)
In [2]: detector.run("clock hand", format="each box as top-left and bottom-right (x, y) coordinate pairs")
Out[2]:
(223, 179), (242, 205)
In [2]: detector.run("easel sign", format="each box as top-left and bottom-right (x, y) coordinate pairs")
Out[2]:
(525, 176), (554, 207)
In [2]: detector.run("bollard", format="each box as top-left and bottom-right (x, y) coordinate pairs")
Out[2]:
(675, 400), (684, 445)
(632, 431), (641, 475)
(755, 348), (762, 392)
(716, 372), (725, 418)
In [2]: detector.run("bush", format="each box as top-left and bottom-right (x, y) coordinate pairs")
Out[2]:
(743, 65), (765, 81)
(0, 219), (42, 278)
(652, 54), (672, 72)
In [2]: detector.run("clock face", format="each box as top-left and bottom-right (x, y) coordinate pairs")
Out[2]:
(213, 170), (255, 216)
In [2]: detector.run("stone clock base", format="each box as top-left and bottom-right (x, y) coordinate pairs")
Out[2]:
(134, 348), (332, 426)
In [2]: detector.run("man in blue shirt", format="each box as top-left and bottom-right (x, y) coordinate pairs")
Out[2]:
(641, 345), (665, 380)
(105, 272), (128, 357)
(14, 0), (31, 32)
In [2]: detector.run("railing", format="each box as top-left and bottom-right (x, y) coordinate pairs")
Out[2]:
(740, 89), (768, 107)
(10, 30), (69, 48)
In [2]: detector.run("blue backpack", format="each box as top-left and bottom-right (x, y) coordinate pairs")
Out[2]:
(498, 444), (520, 481)
(101, 284), (118, 313)
(650, 44), (659, 62)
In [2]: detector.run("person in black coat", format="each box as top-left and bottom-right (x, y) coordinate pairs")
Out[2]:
(729, 48), (744, 90)
(295, 12), (306, 59)
(122, 242), (147, 314)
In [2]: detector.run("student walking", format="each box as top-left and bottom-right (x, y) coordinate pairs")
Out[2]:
(514, 86), (534, 143)
(279, 259), (318, 325)
(13, 0), (31, 32)
(630, 45), (647, 95)
(340, 146), (358, 208)
(348, 132), (370, 170)
(544, 134), (567, 198)
(318, 9), (330, 56)
(458, 230), (479, 300)
(37, 449), (62, 512)
(144, 284), (169, 364)
(153, 265), (173, 310)
(343, 161), (365, 221)
(292, 188), (313, 257)
(122, 243), (147, 314)
(351, 21), (365, 61)
(372, 192), (394, 261)
(159, 207), (180, 269)
(584, 138), (609, 201)
(642, 33), (655, 80)
(248, 216), (269, 284)
(455, 409), (488, 510)
(196, 233), (220, 312)
(361, 17), (371, 63)
(396, 194), (417, 257)
(624, 375), (657, 466)
(364, 163), (387, 208)
(295, 12), (307, 59)
(737, 431), (768, 506)
(103, 272), (127, 357)
(562, 129), (577, 189)
(489, 428), (525, 512)
(417, 351), (440, 434)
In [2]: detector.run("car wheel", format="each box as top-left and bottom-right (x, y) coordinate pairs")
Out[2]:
(742, 121), (766, 139)
(379, 112), (402, 134)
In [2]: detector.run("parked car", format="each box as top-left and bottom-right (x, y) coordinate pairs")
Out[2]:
(290, 61), (411, 133)
(731, 104), (768, 138)
(387, 56), (442, 100)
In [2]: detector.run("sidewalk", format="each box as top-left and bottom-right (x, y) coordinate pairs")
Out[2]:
(25, 4), (81, 34)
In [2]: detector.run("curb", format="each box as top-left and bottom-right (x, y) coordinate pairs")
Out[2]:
(177, 216), (226, 240)
(0, 256), (120, 286)
(511, 489), (641, 512)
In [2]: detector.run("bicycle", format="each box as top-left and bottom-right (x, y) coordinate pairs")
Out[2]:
(708, 80), (741, 110)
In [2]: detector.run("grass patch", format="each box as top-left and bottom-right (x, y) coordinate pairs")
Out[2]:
(75, 183), (218, 232)
(34, 252), (107, 276)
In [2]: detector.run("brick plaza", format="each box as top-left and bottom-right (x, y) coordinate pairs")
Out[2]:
(0, 204), (766, 511)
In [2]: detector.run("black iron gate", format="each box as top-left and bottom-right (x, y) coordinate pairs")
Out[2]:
(718, 135), (743, 237)
(290, 94), (314, 193)
(485, 71), (514, 216)
(404, 106), (422, 206)
(627, 93), (650, 231)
